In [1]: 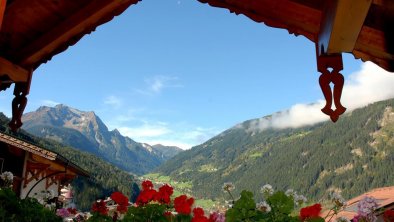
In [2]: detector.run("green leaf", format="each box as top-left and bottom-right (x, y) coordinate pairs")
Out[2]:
(226, 190), (258, 222)
(267, 191), (294, 215)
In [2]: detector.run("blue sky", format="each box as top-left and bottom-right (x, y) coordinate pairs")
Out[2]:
(1, 0), (394, 149)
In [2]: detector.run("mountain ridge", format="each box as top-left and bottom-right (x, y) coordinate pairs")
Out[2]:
(22, 104), (182, 175)
(156, 99), (394, 201)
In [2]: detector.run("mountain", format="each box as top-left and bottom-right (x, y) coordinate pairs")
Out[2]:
(156, 99), (394, 201)
(22, 104), (182, 175)
(152, 144), (183, 160)
(0, 116), (139, 211)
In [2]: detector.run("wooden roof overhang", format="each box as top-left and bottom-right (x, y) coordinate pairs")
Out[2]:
(199, 0), (394, 72)
(0, 0), (393, 130)
(0, 131), (89, 178)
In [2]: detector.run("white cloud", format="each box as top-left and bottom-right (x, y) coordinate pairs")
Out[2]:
(103, 95), (122, 109)
(109, 119), (220, 150)
(40, 99), (60, 107)
(117, 122), (172, 139)
(342, 62), (394, 109)
(245, 62), (394, 132)
(136, 75), (183, 95)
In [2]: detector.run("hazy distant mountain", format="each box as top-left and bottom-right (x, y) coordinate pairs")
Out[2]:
(157, 99), (394, 201)
(22, 104), (182, 175)
(152, 144), (183, 159)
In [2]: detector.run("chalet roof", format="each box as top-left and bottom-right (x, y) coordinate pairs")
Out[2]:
(199, 0), (394, 72)
(0, 131), (57, 160)
(326, 186), (394, 221)
(0, 131), (89, 177)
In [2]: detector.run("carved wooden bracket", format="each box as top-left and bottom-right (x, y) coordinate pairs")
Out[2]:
(45, 169), (59, 189)
(8, 71), (32, 132)
(316, 52), (346, 122)
(23, 161), (50, 188)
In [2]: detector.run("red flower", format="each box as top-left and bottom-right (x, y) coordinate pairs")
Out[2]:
(300, 203), (322, 221)
(384, 209), (394, 222)
(174, 195), (194, 215)
(91, 200), (108, 216)
(67, 208), (77, 215)
(155, 184), (174, 204)
(164, 211), (173, 217)
(142, 180), (154, 190)
(136, 189), (158, 206)
(192, 207), (209, 222)
(110, 192), (129, 213)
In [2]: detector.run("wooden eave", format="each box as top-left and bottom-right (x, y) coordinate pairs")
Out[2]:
(0, 131), (89, 177)
(198, 0), (394, 72)
(0, 132), (57, 160)
(0, 0), (140, 71)
(31, 154), (89, 178)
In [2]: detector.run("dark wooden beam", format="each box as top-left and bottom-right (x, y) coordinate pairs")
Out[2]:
(318, 0), (372, 55)
(0, 57), (30, 82)
(0, 0), (6, 30)
(17, 0), (134, 67)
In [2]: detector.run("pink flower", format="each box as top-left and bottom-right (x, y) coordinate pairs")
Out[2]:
(209, 211), (225, 222)
(357, 196), (378, 217)
(56, 208), (70, 218)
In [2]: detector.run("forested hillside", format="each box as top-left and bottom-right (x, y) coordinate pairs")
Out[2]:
(0, 114), (139, 210)
(157, 99), (394, 201)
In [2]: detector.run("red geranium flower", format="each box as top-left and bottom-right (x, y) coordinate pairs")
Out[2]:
(136, 189), (158, 206)
(155, 184), (174, 204)
(110, 191), (129, 213)
(164, 211), (173, 217)
(91, 200), (108, 216)
(192, 207), (209, 222)
(142, 180), (154, 190)
(300, 203), (322, 221)
(174, 195), (194, 215)
(384, 209), (394, 222)
(67, 208), (77, 215)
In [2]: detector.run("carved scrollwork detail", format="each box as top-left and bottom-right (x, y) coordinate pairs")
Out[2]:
(317, 53), (346, 122)
(8, 71), (32, 132)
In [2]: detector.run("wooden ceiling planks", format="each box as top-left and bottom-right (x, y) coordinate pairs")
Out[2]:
(0, 0), (140, 69)
(198, 0), (394, 72)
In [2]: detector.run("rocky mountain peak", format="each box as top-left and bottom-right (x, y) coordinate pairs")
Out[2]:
(21, 104), (183, 175)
